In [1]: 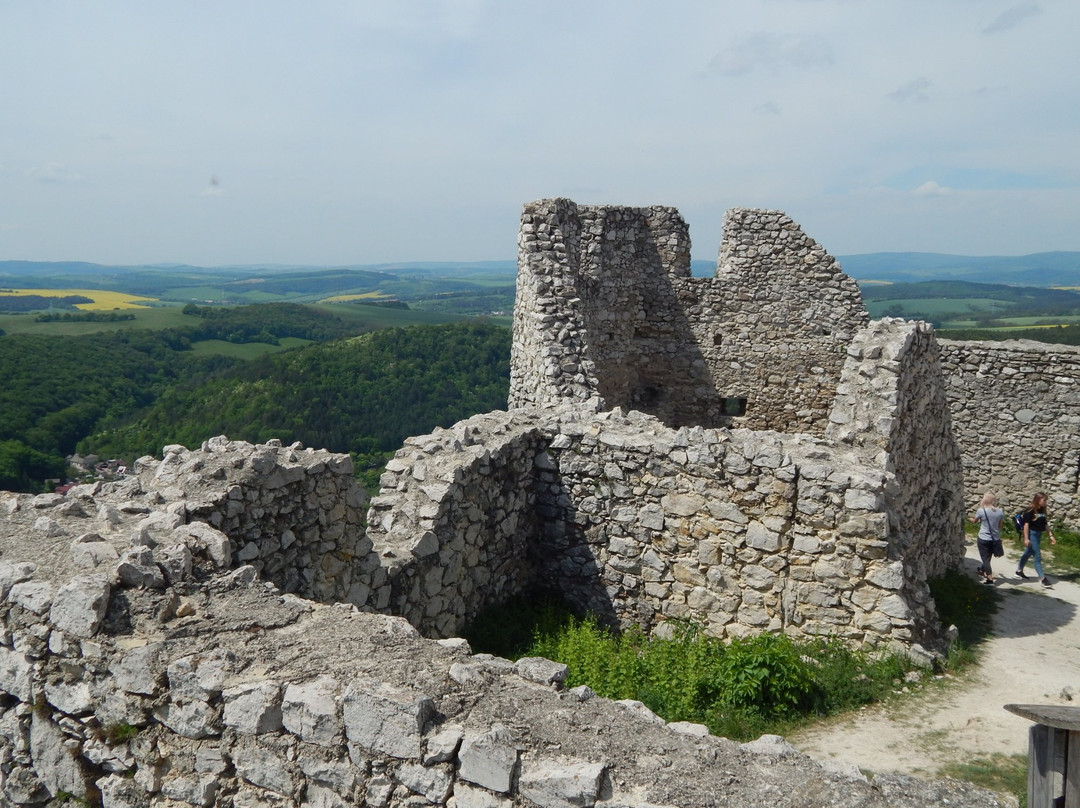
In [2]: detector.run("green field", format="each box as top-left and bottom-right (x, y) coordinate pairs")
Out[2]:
(187, 337), (313, 358)
(0, 304), (193, 335)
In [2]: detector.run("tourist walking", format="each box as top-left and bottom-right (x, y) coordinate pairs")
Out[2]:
(1016, 491), (1057, 587)
(969, 491), (1004, 584)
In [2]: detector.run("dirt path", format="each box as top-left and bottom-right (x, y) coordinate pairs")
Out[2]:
(789, 541), (1080, 778)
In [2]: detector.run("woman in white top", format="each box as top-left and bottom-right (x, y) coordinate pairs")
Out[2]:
(969, 491), (1004, 584)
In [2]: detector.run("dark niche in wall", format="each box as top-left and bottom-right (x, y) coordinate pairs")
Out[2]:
(720, 397), (748, 417)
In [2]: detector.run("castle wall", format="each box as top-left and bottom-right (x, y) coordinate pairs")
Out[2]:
(511, 199), (868, 435)
(940, 338), (1080, 525)
(141, 436), (372, 604)
(364, 413), (548, 638)
(826, 320), (965, 581)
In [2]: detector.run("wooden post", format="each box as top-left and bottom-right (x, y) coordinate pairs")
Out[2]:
(1006, 703), (1080, 808)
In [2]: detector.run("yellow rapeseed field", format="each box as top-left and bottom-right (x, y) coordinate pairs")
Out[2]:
(0, 288), (157, 310)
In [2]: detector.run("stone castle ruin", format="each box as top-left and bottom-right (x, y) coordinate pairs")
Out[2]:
(0, 197), (1059, 807)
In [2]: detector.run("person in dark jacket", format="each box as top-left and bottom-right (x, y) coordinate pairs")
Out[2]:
(1016, 491), (1056, 587)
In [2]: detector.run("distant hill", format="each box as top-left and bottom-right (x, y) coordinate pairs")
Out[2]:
(835, 252), (1080, 286)
(6, 253), (1080, 288)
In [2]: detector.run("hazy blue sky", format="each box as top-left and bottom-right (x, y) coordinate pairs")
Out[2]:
(1, 1), (1077, 265)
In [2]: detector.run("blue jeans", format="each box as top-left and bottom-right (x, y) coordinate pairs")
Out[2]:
(1018, 530), (1045, 579)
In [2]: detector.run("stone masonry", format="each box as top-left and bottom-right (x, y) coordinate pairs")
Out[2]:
(940, 338), (1080, 525)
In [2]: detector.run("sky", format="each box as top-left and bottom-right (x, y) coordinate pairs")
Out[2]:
(1, 0), (1078, 266)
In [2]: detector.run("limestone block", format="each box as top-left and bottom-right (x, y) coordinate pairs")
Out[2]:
(513, 657), (569, 687)
(94, 689), (150, 729)
(668, 721), (711, 737)
(161, 774), (218, 807)
(157, 544), (193, 585)
(423, 723), (463, 765)
(615, 699), (665, 724)
(741, 565), (777, 591)
(223, 681), (284, 735)
(518, 758), (607, 808)
(30, 713), (87, 798)
(49, 574), (110, 637)
(7, 580), (54, 615)
(43, 680), (92, 715)
(741, 734), (800, 757)
(0, 646), (34, 701)
(878, 594), (911, 620)
(153, 700), (221, 739)
(111, 643), (166, 696)
(33, 516), (68, 538)
(98, 773), (151, 808)
(2, 766), (51, 805)
(458, 724), (519, 793)
(0, 561), (37, 600)
(342, 680), (434, 759)
(745, 521), (781, 552)
(114, 547), (165, 589)
(72, 539), (121, 570)
(844, 489), (880, 511)
(302, 784), (350, 808)
(233, 743), (295, 797)
(661, 493), (705, 517)
(454, 782), (514, 808)
(282, 676), (343, 747)
(167, 648), (235, 703)
(298, 755), (359, 794)
(170, 522), (232, 568)
(866, 561), (905, 591)
(398, 761), (453, 803)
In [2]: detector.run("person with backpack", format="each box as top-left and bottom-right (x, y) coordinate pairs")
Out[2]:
(969, 491), (1004, 584)
(1016, 492), (1057, 587)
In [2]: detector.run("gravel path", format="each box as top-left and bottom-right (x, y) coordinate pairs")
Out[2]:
(789, 540), (1080, 779)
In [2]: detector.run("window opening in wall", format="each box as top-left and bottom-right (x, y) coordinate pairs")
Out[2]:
(720, 397), (747, 417)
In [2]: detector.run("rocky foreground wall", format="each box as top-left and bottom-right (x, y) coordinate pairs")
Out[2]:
(0, 552), (1008, 808)
(941, 338), (1080, 526)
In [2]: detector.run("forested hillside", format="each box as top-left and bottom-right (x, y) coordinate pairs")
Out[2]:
(82, 323), (511, 485)
(0, 332), (237, 491)
(0, 299), (509, 492)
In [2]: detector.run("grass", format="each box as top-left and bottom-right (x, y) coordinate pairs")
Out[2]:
(1048, 520), (1080, 572)
(187, 336), (312, 358)
(464, 591), (935, 742)
(0, 304), (193, 335)
(940, 755), (1028, 808)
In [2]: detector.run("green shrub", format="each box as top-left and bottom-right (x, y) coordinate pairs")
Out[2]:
(467, 611), (928, 741)
(1049, 519), (1080, 572)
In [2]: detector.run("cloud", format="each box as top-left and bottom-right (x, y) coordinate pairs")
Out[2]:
(912, 181), (952, 197)
(982, 2), (1041, 35)
(754, 102), (781, 116)
(707, 33), (834, 77)
(888, 77), (931, 103)
(26, 162), (84, 184)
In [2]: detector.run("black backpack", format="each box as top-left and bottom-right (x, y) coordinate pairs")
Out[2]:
(1013, 511), (1026, 534)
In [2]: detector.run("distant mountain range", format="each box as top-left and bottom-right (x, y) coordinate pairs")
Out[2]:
(5, 252), (1080, 288)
